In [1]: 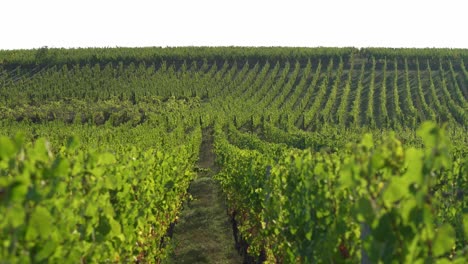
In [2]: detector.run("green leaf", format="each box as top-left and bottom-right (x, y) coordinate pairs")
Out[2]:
(433, 224), (455, 257)
(85, 203), (98, 217)
(51, 157), (70, 177)
(374, 213), (393, 241)
(361, 134), (374, 149)
(288, 226), (298, 237)
(452, 258), (468, 264)
(108, 216), (122, 237)
(437, 259), (453, 264)
(35, 240), (57, 262)
(403, 148), (424, 186)
(32, 138), (51, 162)
(13, 133), (25, 149)
(404, 234), (421, 263)
(10, 181), (28, 202)
(0, 136), (16, 159)
(164, 180), (175, 190)
(66, 136), (80, 151)
(91, 167), (105, 177)
(97, 215), (111, 238)
(417, 122), (439, 148)
(7, 203), (25, 228)
(103, 175), (117, 190)
(463, 214), (468, 238)
(98, 152), (116, 165)
(356, 197), (374, 223)
(314, 163), (324, 175)
(383, 177), (410, 206)
(400, 199), (417, 224)
(27, 206), (54, 240)
(339, 164), (355, 189)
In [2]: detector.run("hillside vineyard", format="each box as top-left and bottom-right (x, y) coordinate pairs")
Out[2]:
(0, 47), (467, 263)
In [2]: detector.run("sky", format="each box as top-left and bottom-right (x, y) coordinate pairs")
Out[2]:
(1, 0), (466, 50)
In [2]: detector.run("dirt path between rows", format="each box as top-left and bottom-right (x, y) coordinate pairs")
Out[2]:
(168, 128), (242, 263)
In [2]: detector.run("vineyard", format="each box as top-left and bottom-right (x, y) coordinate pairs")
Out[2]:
(0, 47), (467, 263)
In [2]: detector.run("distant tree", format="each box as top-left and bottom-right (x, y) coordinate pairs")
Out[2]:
(35, 46), (49, 64)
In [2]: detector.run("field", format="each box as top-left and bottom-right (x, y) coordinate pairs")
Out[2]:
(0, 47), (467, 263)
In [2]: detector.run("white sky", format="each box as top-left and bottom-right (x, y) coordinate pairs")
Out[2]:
(1, 0), (467, 50)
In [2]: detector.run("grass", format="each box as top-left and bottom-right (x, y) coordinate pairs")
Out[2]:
(167, 130), (242, 264)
